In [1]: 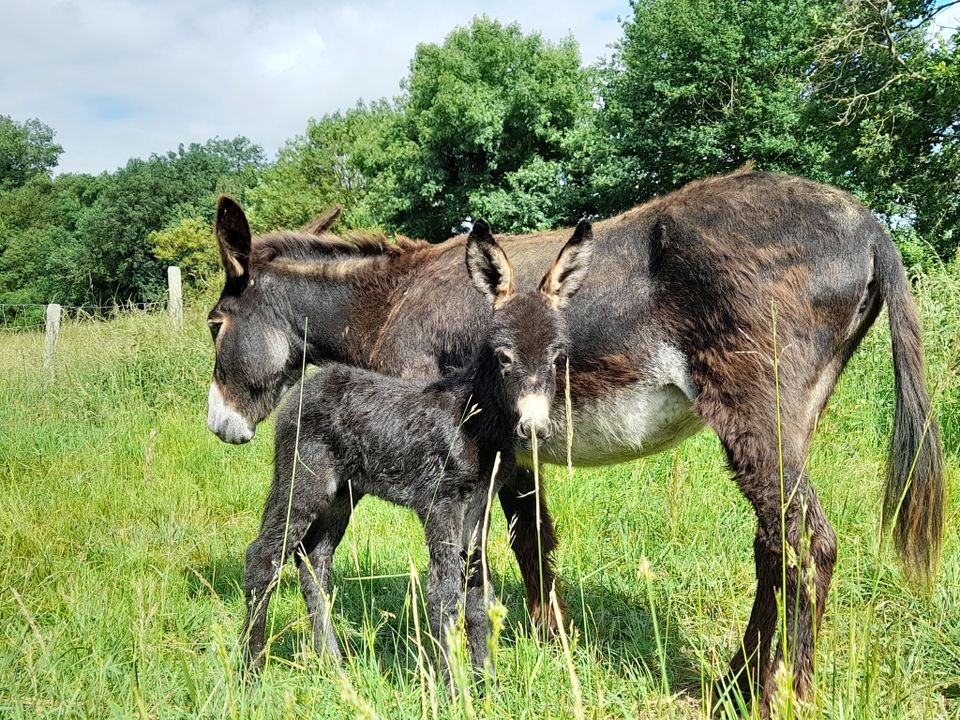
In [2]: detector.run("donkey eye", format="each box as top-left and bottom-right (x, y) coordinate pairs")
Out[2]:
(208, 319), (223, 342)
(494, 348), (515, 370)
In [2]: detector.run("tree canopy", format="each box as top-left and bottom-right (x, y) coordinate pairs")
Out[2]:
(1, 8), (957, 309)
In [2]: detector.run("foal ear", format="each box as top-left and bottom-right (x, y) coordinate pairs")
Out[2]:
(301, 204), (342, 235)
(465, 219), (515, 308)
(539, 220), (594, 308)
(215, 195), (252, 281)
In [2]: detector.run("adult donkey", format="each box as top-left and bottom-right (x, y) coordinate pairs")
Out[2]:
(206, 167), (943, 712)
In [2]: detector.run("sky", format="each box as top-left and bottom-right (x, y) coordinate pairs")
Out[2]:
(0, 0), (631, 175)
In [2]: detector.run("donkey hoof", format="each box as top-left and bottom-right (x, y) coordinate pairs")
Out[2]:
(530, 596), (569, 639)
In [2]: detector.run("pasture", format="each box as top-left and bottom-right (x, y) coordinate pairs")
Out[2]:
(1, 263), (958, 719)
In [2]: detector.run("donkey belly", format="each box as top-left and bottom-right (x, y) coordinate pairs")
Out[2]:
(524, 383), (704, 467)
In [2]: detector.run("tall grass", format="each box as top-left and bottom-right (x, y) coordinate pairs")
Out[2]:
(0, 261), (958, 719)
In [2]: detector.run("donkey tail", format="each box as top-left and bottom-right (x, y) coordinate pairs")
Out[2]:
(874, 234), (945, 584)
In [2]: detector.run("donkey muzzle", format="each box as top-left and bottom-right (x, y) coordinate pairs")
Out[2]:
(208, 382), (256, 444)
(516, 392), (552, 441)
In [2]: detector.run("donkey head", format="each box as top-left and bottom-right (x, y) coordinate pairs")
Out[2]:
(465, 219), (594, 442)
(206, 197), (302, 444)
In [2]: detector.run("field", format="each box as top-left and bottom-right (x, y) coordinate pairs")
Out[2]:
(1, 264), (958, 719)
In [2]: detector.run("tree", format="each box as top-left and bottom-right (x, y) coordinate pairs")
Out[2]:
(382, 17), (592, 240)
(810, 0), (960, 259)
(0, 116), (63, 190)
(592, 0), (833, 216)
(246, 102), (396, 232)
(150, 217), (219, 281)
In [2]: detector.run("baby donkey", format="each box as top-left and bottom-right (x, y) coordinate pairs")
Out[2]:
(241, 219), (594, 681)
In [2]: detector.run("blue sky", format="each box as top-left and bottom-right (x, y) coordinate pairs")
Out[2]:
(0, 0), (631, 175)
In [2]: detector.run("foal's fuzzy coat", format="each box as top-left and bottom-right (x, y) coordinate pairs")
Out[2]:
(241, 220), (594, 678)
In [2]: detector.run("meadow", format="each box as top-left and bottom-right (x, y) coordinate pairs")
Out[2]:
(1, 262), (958, 719)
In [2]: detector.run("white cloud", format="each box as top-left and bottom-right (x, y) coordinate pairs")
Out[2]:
(0, 0), (630, 174)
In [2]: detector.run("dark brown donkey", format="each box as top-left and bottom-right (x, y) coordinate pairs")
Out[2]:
(206, 167), (943, 713)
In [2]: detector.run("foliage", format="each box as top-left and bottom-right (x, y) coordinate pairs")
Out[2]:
(0, 115), (63, 190)
(382, 17), (592, 239)
(0, 138), (263, 307)
(245, 102), (396, 233)
(809, 0), (960, 259)
(149, 217), (219, 281)
(590, 0), (835, 216)
(2, 8), (959, 308)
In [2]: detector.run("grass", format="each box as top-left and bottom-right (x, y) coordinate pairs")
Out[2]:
(1, 262), (958, 719)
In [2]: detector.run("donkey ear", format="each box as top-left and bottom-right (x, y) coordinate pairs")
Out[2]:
(302, 204), (342, 235)
(465, 219), (515, 308)
(539, 220), (594, 308)
(215, 195), (251, 280)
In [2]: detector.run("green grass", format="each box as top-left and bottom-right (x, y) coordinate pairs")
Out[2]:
(1, 264), (958, 719)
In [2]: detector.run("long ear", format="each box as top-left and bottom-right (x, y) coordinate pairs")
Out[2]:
(539, 220), (594, 307)
(465, 219), (515, 308)
(301, 204), (342, 235)
(215, 195), (251, 281)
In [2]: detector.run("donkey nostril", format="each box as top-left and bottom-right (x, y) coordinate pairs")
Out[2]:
(516, 422), (529, 439)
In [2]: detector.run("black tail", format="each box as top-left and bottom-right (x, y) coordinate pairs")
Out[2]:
(874, 234), (945, 584)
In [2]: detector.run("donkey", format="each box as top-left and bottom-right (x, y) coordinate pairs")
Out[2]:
(240, 220), (593, 679)
(206, 167), (944, 714)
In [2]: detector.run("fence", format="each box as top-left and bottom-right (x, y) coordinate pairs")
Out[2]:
(0, 266), (184, 371)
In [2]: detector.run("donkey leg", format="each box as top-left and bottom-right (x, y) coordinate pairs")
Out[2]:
(719, 432), (836, 714)
(498, 465), (565, 633)
(722, 529), (778, 703)
(424, 507), (466, 688)
(241, 482), (319, 672)
(762, 484), (836, 708)
(462, 492), (498, 680)
(464, 546), (491, 672)
(295, 490), (358, 663)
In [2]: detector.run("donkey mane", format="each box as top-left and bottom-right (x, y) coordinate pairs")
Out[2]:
(251, 230), (428, 267)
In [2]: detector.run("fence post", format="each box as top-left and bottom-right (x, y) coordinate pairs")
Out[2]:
(167, 266), (183, 330)
(44, 303), (61, 372)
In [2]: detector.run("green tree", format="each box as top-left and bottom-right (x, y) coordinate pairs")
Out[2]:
(149, 217), (219, 281)
(592, 0), (833, 215)
(810, 0), (960, 259)
(383, 17), (592, 240)
(0, 116), (64, 190)
(247, 102), (396, 232)
(75, 138), (264, 302)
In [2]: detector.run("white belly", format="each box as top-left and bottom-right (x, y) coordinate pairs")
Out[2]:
(524, 383), (703, 466)
(517, 344), (704, 467)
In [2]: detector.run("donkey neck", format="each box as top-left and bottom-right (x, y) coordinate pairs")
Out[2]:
(261, 252), (421, 368)
(428, 345), (513, 448)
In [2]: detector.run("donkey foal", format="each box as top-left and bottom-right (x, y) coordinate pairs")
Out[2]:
(241, 219), (594, 682)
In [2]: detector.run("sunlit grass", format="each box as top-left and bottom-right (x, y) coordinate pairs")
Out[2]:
(0, 261), (957, 718)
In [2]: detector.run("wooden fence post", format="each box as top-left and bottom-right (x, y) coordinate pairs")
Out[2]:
(167, 266), (183, 330)
(44, 303), (61, 372)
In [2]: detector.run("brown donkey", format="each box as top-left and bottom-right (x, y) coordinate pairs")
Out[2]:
(206, 168), (943, 713)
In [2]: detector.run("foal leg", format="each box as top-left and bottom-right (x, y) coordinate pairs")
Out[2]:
(242, 472), (326, 672)
(295, 490), (358, 662)
(424, 506), (466, 687)
(463, 546), (493, 674)
(462, 501), (495, 675)
(498, 465), (565, 633)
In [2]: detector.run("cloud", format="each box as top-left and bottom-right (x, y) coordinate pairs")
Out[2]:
(0, 0), (630, 174)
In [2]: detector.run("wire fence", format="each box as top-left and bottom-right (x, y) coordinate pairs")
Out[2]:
(0, 301), (168, 332)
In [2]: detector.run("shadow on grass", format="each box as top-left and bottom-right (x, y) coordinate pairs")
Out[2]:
(186, 553), (706, 702)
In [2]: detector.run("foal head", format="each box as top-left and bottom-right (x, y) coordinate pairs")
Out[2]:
(465, 219), (594, 442)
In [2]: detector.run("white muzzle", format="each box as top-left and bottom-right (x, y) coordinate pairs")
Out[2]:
(208, 382), (255, 444)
